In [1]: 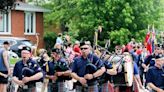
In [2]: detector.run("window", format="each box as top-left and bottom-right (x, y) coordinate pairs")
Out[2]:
(0, 11), (11, 34)
(24, 12), (36, 35)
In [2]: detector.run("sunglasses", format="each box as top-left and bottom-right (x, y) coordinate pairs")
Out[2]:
(81, 48), (88, 50)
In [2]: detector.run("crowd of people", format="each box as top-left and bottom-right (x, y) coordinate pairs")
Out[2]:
(0, 33), (163, 92)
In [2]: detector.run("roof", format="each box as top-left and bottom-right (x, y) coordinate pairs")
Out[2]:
(13, 1), (51, 12)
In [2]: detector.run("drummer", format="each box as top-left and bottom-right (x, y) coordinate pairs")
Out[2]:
(125, 47), (144, 91)
(114, 46), (144, 92)
(113, 45), (128, 92)
(115, 45), (123, 55)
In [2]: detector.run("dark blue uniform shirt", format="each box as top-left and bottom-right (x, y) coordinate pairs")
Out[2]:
(144, 55), (160, 67)
(13, 58), (42, 80)
(72, 53), (103, 77)
(47, 61), (56, 76)
(55, 58), (70, 81)
(146, 66), (164, 89)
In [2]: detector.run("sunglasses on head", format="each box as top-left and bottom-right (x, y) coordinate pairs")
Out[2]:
(81, 47), (88, 50)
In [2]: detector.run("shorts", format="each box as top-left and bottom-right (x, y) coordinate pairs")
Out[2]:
(0, 71), (8, 84)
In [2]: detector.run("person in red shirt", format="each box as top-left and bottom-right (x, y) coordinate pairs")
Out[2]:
(73, 41), (81, 57)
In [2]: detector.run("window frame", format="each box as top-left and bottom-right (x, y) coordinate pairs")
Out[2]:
(0, 11), (11, 35)
(24, 11), (36, 35)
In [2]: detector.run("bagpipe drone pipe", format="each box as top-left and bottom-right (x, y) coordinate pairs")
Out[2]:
(96, 48), (114, 84)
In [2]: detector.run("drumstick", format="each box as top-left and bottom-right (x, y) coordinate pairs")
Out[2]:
(0, 72), (8, 78)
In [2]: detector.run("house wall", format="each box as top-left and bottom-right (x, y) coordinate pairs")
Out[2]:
(25, 12), (44, 48)
(11, 10), (24, 37)
(0, 10), (44, 49)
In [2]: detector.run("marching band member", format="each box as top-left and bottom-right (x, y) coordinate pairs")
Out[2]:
(51, 48), (72, 92)
(45, 49), (58, 92)
(97, 48), (117, 92)
(146, 57), (164, 92)
(12, 46), (43, 92)
(37, 49), (50, 92)
(99, 60), (117, 92)
(142, 45), (162, 72)
(71, 41), (105, 92)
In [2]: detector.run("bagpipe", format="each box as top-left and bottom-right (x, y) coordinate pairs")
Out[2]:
(21, 60), (44, 85)
(93, 45), (114, 84)
(84, 55), (99, 84)
(93, 45), (113, 69)
(93, 27), (112, 69)
(54, 60), (72, 80)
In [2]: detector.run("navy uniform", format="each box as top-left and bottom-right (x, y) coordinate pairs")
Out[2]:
(13, 46), (43, 92)
(99, 61), (113, 92)
(146, 64), (164, 91)
(51, 48), (71, 92)
(46, 60), (57, 92)
(72, 53), (104, 92)
(13, 58), (43, 92)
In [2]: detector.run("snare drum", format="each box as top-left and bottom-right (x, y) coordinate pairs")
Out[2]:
(110, 53), (134, 87)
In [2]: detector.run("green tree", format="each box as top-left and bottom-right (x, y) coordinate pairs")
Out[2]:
(43, 31), (57, 52)
(42, 0), (164, 48)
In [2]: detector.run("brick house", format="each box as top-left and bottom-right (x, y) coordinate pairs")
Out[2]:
(0, 0), (49, 48)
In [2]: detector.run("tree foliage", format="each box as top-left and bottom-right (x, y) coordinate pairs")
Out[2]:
(42, 0), (163, 47)
(43, 31), (57, 52)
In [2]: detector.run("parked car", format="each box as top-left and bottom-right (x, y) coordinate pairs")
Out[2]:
(0, 37), (35, 57)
